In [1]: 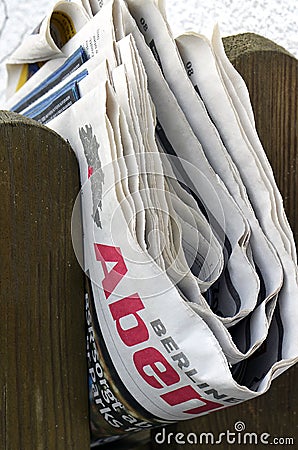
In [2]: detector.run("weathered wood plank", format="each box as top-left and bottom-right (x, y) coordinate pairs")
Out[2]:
(0, 112), (90, 450)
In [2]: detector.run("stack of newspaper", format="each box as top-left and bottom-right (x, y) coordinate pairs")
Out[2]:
(5, 0), (298, 446)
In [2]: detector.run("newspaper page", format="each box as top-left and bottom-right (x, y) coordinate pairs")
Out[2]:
(47, 70), (262, 447)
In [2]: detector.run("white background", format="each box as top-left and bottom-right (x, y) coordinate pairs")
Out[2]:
(0, 0), (297, 106)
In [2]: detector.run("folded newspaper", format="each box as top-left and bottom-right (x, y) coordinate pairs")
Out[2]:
(4, 0), (298, 446)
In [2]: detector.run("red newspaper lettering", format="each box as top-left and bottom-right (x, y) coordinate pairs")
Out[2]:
(109, 295), (149, 346)
(133, 347), (180, 389)
(161, 385), (223, 415)
(94, 243), (128, 299)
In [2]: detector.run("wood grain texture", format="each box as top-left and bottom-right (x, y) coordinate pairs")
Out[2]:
(148, 33), (298, 450)
(0, 112), (90, 449)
